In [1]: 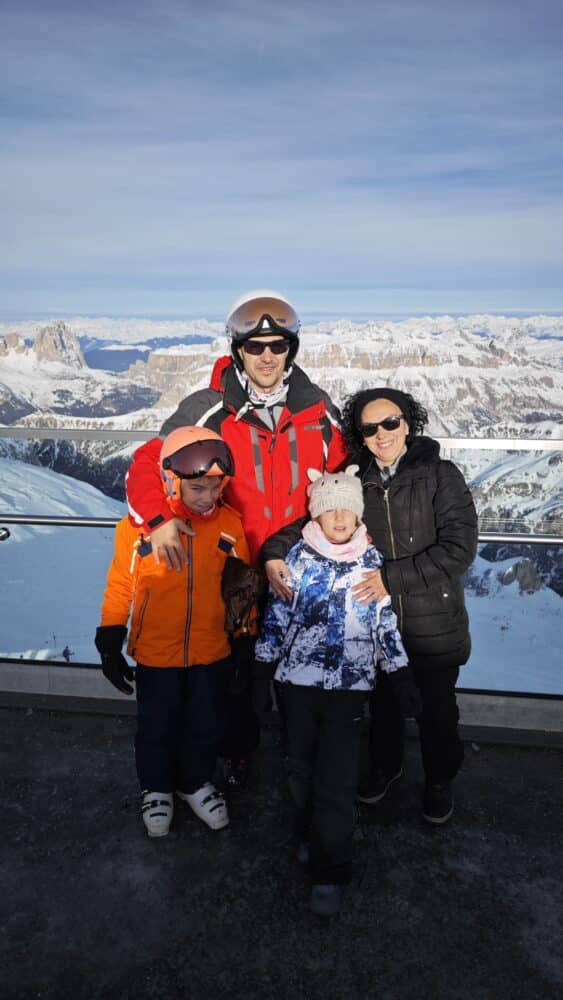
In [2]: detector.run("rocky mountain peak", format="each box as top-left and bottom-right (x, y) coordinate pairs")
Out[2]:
(33, 322), (86, 368)
(0, 332), (27, 356)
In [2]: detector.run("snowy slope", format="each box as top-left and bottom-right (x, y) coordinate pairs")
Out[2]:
(464, 554), (562, 694)
(0, 458), (126, 663)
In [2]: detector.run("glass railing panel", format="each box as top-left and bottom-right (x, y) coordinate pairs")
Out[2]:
(463, 542), (562, 694)
(0, 523), (124, 664)
(440, 440), (563, 538)
(440, 441), (562, 694)
(0, 434), (131, 663)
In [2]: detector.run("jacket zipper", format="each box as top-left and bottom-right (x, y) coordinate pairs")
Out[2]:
(383, 488), (403, 631)
(132, 590), (150, 654)
(183, 529), (194, 667)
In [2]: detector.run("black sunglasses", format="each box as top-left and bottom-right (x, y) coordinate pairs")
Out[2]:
(360, 415), (405, 437)
(241, 338), (290, 356)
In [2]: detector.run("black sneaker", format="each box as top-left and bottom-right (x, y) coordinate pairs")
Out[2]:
(357, 767), (403, 804)
(422, 781), (454, 825)
(224, 757), (249, 789)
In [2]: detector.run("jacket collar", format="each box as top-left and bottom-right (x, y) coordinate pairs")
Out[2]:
(210, 356), (325, 420)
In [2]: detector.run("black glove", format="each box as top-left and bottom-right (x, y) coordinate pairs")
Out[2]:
(388, 666), (422, 719)
(95, 625), (135, 696)
(251, 660), (277, 716)
(229, 634), (256, 696)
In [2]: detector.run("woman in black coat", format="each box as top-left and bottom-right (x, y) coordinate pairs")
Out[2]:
(342, 387), (478, 823)
(262, 387), (478, 825)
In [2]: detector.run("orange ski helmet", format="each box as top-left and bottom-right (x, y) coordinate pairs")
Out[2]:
(160, 426), (235, 500)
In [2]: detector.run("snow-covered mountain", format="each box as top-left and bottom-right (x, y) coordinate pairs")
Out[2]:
(296, 314), (563, 438)
(0, 321), (160, 421)
(0, 315), (223, 345)
(1, 313), (561, 437)
(0, 458), (560, 692)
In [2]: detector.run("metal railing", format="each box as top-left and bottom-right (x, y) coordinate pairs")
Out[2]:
(1, 512), (561, 545)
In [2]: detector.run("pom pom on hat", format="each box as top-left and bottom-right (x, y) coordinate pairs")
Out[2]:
(307, 465), (364, 521)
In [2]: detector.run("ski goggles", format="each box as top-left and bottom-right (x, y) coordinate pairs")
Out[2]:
(228, 296), (300, 340)
(360, 415), (405, 437)
(162, 439), (235, 479)
(241, 338), (291, 356)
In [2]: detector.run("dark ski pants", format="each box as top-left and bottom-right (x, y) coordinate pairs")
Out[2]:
(221, 686), (260, 761)
(135, 659), (231, 794)
(368, 664), (464, 784)
(282, 684), (366, 886)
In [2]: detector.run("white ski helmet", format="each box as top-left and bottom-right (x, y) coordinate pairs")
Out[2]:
(226, 289), (301, 370)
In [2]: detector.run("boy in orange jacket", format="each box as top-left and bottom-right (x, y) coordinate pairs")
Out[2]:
(95, 427), (257, 838)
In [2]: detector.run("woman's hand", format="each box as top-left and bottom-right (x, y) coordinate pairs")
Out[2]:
(351, 568), (389, 605)
(264, 559), (293, 602)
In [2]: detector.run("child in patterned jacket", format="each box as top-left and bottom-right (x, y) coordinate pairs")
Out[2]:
(254, 465), (421, 916)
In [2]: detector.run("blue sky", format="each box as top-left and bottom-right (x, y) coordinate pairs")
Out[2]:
(1, 0), (562, 319)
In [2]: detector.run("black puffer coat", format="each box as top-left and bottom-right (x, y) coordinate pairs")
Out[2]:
(360, 436), (478, 670)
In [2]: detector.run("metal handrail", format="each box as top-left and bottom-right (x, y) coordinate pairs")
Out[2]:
(0, 427), (156, 441)
(0, 512), (562, 545)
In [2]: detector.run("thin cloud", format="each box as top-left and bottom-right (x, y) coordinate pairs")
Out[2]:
(0, 0), (562, 315)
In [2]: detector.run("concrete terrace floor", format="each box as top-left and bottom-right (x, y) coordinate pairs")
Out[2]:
(2, 705), (562, 1000)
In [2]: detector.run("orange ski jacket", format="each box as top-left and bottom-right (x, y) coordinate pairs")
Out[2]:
(100, 498), (252, 668)
(126, 357), (348, 564)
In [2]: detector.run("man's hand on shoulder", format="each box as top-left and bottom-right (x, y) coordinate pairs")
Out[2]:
(150, 518), (195, 571)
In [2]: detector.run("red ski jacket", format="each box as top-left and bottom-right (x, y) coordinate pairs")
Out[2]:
(126, 357), (348, 563)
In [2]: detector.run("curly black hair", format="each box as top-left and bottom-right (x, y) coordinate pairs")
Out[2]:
(342, 388), (429, 460)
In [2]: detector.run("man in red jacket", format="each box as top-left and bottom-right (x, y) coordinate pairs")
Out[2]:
(126, 290), (347, 566)
(125, 290), (347, 784)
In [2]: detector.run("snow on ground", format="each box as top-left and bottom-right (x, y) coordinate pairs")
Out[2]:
(464, 589), (562, 694)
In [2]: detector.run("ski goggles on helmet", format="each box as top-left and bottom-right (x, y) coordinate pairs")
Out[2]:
(360, 415), (405, 437)
(162, 439), (235, 479)
(227, 296), (300, 342)
(240, 338), (291, 356)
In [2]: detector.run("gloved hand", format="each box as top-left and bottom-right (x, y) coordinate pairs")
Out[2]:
(251, 660), (277, 716)
(95, 625), (135, 696)
(388, 666), (422, 719)
(229, 634), (256, 696)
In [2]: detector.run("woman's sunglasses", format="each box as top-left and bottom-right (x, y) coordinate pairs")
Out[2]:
(360, 415), (405, 437)
(241, 338), (290, 356)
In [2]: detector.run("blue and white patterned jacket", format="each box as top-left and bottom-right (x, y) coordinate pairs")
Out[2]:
(255, 540), (409, 691)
